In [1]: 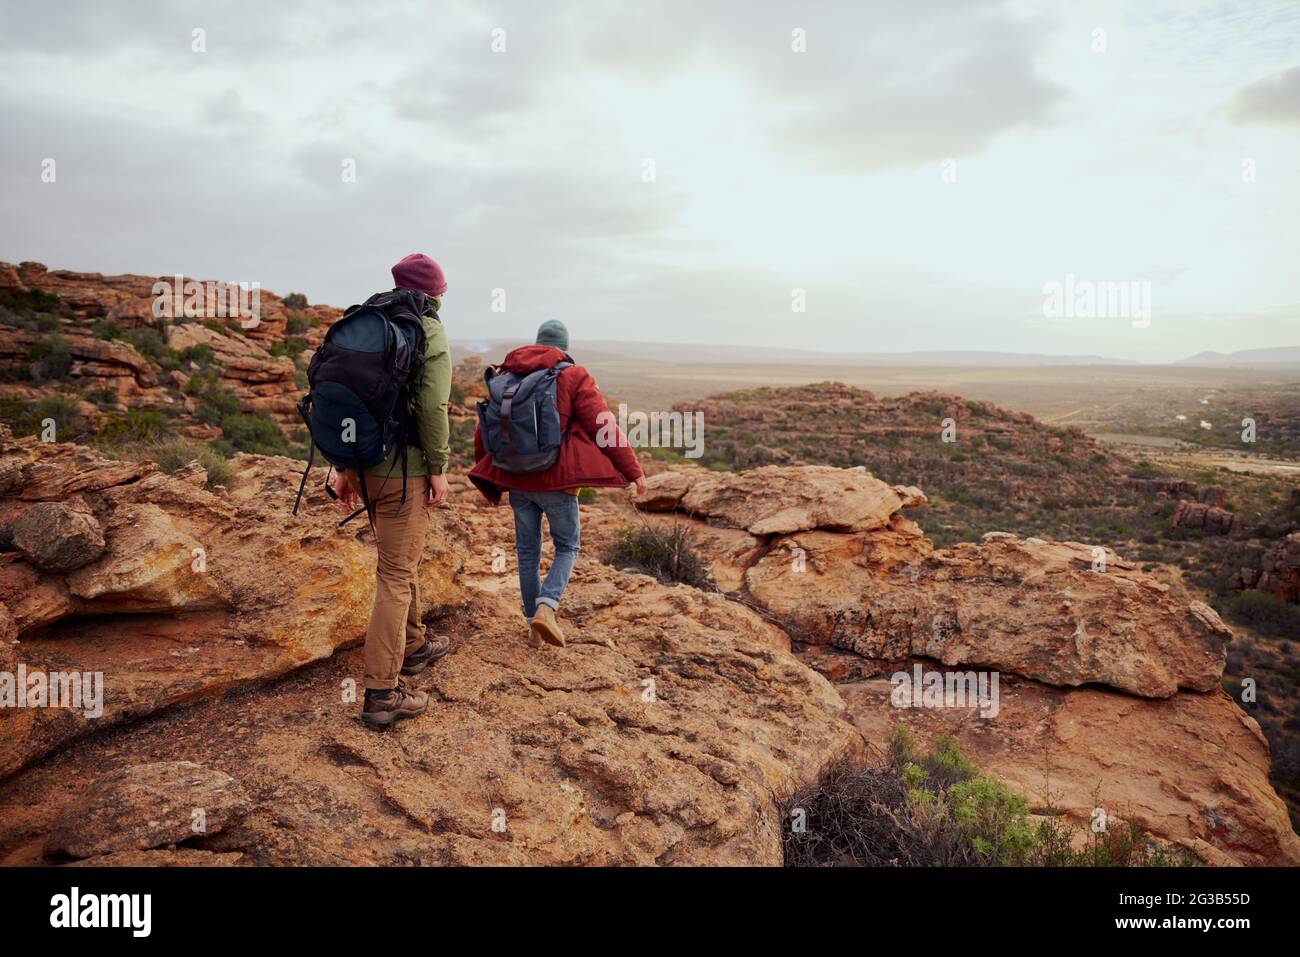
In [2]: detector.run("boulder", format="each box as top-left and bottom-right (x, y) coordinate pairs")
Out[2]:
(11, 501), (105, 572)
(748, 533), (1231, 697)
(642, 465), (926, 535)
(46, 761), (251, 859)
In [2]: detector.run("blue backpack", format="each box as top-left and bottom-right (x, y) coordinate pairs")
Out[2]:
(477, 358), (573, 473)
(292, 289), (429, 519)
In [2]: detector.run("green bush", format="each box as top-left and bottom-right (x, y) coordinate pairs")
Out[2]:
(213, 412), (293, 457)
(268, 337), (307, 359)
(122, 326), (181, 372)
(577, 487), (597, 504)
(0, 288), (62, 328)
(90, 319), (124, 340)
(603, 521), (713, 589)
(1225, 590), (1300, 641)
(0, 394), (91, 441)
(96, 408), (173, 445)
(25, 334), (74, 381)
(0, 288), (60, 311)
(282, 292), (309, 310)
(195, 381), (241, 424)
(285, 315), (309, 335)
(781, 727), (1199, 867)
(149, 439), (236, 490)
(179, 343), (216, 368)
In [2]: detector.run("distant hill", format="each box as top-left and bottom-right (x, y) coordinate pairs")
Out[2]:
(452, 339), (1136, 367)
(1177, 346), (1300, 367)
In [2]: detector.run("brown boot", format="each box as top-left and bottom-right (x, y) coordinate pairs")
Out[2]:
(361, 680), (429, 729)
(401, 634), (451, 676)
(530, 604), (566, 648)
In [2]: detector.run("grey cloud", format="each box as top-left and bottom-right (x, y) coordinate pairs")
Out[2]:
(1230, 65), (1300, 125)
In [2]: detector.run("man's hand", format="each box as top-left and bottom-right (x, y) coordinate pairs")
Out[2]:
(335, 470), (358, 513)
(427, 473), (449, 507)
(633, 476), (647, 496)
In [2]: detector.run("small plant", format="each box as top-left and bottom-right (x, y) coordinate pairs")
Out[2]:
(1224, 589), (1300, 641)
(179, 343), (216, 368)
(122, 326), (182, 372)
(25, 334), (74, 381)
(577, 487), (597, 504)
(603, 520), (713, 589)
(149, 439), (236, 490)
(96, 408), (173, 445)
(90, 319), (123, 340)
(282, 292), (309, 310)
(0, 394), (90, 441)
(782, 727), (1200, 868)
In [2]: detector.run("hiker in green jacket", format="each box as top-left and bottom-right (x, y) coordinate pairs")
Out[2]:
(335, 253), (453, 729)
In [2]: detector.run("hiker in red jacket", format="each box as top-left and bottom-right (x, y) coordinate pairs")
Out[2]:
(470, 320), (645, 647)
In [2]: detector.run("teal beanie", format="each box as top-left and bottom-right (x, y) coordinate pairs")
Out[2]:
(535, 319), (569, 352)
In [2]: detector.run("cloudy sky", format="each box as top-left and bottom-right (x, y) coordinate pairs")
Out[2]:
(1, 0), (1297, 361)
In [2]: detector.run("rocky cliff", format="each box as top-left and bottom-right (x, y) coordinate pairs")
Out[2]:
(623, 465), (1300, 866)
(0, 430), (859, 865)
(0, 436), (1295, 865)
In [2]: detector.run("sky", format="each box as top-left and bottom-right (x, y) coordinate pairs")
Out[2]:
(1, 0), (1298, 362)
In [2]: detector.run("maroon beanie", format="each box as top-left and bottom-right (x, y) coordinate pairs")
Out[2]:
(391, 253), (447, 297)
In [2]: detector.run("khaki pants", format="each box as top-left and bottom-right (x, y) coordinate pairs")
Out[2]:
(361, 474), (429, 691)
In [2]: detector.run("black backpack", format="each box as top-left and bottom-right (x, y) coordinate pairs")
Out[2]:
(292, 289), (429, 521)
(477, 359), (573, 473)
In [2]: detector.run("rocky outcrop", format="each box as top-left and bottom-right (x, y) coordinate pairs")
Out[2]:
(11, 500), (105, 572)
(636, 467), (1230, 698)
(636, 465), (926, 535)
(0, 429), (464, 780)
(1172, 498), (1239, 534)
(1238, 532), (1300, 603)
(0, 435), (860, 866)
(0, 261), (339, 347)
(0, 260), (332, 432)
(46, 761), (250, 860)
(629, 464), (1298, 864)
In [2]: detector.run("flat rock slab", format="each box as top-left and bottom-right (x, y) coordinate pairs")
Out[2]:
(637, 465), (926, 535)
(46, 761), (251, 859)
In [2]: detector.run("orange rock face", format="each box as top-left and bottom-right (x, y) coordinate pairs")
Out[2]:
(631, 463), (1299, 864)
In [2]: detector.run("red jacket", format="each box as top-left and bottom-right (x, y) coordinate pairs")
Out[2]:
(469, 345), (643, 504)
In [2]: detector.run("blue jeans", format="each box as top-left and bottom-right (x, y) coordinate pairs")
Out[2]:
(509, 490), (581, 619)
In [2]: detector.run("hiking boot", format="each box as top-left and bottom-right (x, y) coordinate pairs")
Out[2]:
(361, 681), (428, 729)
(530, 604), (566, 648)
(401, 633), (451, 676)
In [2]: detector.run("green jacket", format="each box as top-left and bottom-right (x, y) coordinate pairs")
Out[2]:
(366, 298), (451, 478)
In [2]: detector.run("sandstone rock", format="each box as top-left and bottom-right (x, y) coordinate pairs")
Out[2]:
(67, 848), (244, 867)
(1239, 532), (1300, 603)
(65, 503), (229, 611)
(46, 761), (251, 859)
(642, 474), (1230, 698)
(1172, 499), (1238, 534)
(1, 517), (860, 867)
(0, 457), (24, 497)
(642, 465), (926, 535)
(11, 501), (105, 572)
(747, 532), (1230, 696)
(840, 676), (1300, 866)
(633, 470), (698, 512)
(0, 441), (467, 780)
